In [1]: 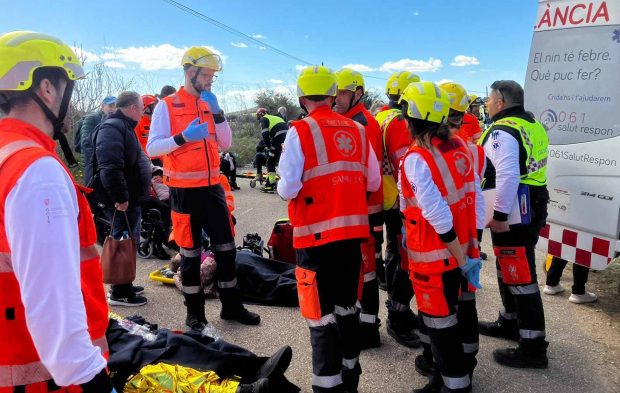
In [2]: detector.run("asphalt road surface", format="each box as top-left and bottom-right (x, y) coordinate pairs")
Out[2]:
(109, 177), (619, 393)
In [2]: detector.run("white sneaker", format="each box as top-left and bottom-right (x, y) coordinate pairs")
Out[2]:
(569, 292), (598, 304)
(543, 284), (565, 295)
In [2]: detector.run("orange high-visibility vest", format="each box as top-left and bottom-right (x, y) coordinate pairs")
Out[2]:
(0, 118), (108, 391)
(162, 87), (220, 188)
(134, 115), (151, 156)
(400, 136), (479, 275)
(344, 103), (383, 215)
(289, 106), (370, 248)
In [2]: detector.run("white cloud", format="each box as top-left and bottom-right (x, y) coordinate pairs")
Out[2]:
(252, 34), (266, 39)
(86, 44), (226, 71)
(413, 11), (420, 16)
(341, 63), (377, 72)
(104, 61), (127, 69)
(450, 55), (480, 67)
(258, 46), (267, 50)
(436, 78), (454, 85)
(295, 65), (306, 72)
(269, 79), (284, 85)
(380, 58), (443, 73)
(231, 42), (248, 48)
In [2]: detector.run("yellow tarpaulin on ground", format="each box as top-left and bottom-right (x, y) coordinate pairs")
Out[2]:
(124, 363), (240, 393)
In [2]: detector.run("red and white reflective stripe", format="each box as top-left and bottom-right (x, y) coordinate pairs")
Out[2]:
(407, 239), (478, 263)
(367, 203), (383, 214)
(538, 223), (617, 270)
(294, 214), (369, 238)
(302, 161), (367, 182)
(0, 139), (41, 166)
(0, 336), (107, 387)
(0, 245), (99, 274)
(163, 168), (220, 183)
(388, 146), (409, 166)
(302, 117), (328, 165)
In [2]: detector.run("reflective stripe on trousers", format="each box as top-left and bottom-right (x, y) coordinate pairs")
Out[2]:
(508, 283), (539, 295)
(312, 373), (343, 389)
(442, 375), (471, 390)
(423, 314), (458, 329)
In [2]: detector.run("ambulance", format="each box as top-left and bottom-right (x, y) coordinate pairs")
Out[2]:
(525, 0), (620, 270)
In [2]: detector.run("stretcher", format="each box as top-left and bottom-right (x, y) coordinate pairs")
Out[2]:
(149, 264), (176, 285)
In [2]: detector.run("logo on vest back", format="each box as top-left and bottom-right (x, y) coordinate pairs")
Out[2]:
(453, 151), (472, 177)
(333, 130), (357, 157)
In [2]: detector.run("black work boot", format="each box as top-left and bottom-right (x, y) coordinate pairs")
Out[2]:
(479, 315), (519, 341)
(221, 305), (261, 325)
(342, 362), (361, 393)
(415, 354), (436, 377)
(185, 293), (208, 332)
(359, 321), (381, 350)
(257, 346), (293, 380)
(493, 341), (549, 369)
(412, 372), (443, 393)
(387, 311), (420, 348)
(405, 308), (419, 330)
(236, 378), (269, 393)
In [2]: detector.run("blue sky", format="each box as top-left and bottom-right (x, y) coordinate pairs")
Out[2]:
(1, 0), (538, 110)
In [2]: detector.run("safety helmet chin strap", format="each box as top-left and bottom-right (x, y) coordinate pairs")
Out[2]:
(28, 80), (78, 167)
(190, 66), (205, 95)
(346, 88), (363, 113)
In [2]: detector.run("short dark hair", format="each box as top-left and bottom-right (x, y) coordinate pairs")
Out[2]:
(490, 80), (524, 107)
(160, 85), (176, 97)
(401, 100), (449, 147)
(0, 67), (68, 114)
(116, 91), (141, 109)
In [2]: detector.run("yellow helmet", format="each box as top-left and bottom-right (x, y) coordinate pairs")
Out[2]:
(468, 94), (478, 104)
(386, 71), (420, 96)
(181, 46), (222, 71)
(439, 82), (469, 112)
(335, 68), (365, 92)
(296, 65), (337, 98)
(398, 81), (450, 124)
(0, 31), (85, 91)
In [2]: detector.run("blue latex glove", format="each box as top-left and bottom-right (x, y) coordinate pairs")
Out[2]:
(111, 388), (118, 393)
(460, 257), (482, 289)
(182, 117), (209, 142)
(200, 90), (221, 113)
(401, 224), (407, 249)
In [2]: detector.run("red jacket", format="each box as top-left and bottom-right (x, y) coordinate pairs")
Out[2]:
(400, 136), (479, 275)
(289, 106), (370, 248)
(162, 87), (220, 188)
(0, 119), (108, 390)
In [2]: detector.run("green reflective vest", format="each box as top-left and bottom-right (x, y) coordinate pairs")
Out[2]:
(264, 114), (285, 131)
(480, 116), (549, 186)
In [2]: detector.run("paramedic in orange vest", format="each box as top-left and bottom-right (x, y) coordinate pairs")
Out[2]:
(277, 65), (381, 393)
(147, 46), (260, 331)
(0, 31), (113, 392)
(398, 81), (482, 393)
(459, 95), (483, 143)
(134, 94), (157, 157)
(374, 71), (421, 348)
(333, 68), (384, 349)
(410, 82), (487, 382)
